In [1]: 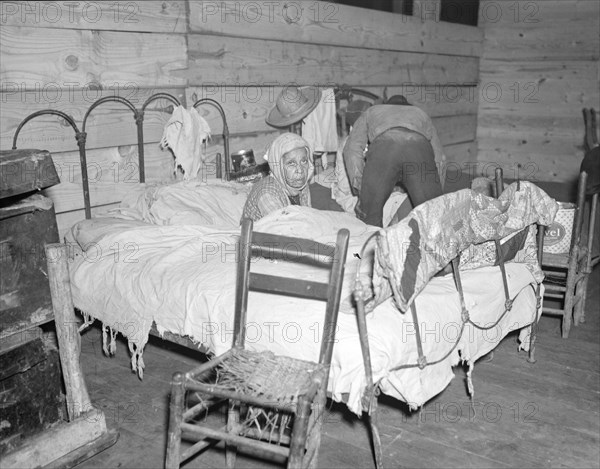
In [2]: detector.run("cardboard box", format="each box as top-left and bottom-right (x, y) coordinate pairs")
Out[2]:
(544, 202), (576, 254)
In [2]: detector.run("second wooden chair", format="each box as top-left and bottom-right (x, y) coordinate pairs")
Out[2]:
(541, 170), (599, 337)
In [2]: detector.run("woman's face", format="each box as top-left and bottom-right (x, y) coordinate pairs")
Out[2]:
(282, 147), (310, 189)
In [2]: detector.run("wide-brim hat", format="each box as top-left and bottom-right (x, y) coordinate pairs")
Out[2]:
(266, 86), (322, 128)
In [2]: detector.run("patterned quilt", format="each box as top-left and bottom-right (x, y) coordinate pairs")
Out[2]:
(371, 181), (558, 313)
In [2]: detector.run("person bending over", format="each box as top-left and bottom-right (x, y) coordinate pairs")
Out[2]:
(343, 95), (446, 227)
(242, 132), (313, 222)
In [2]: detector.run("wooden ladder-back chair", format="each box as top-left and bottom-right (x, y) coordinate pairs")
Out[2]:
(541, 170), (598, 337)
(165, 219), (350, 469)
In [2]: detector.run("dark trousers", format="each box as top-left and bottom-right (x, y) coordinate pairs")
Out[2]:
(356, 127), (443, 227)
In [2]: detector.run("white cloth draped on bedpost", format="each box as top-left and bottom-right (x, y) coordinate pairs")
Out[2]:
(302, 88), (338, 169)
(159, 105), (211, 179)
(371, 181), (559, 313)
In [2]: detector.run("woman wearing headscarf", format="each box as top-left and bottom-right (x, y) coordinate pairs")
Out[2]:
(241, 133), (314, 222)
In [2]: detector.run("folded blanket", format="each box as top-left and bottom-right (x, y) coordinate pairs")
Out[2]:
(302, 88), (338, 168)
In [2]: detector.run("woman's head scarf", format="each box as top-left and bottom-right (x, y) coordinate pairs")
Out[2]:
(265, 133), (314, 204)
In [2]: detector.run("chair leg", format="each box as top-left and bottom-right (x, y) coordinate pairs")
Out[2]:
(561, 263), (580, 338)
(165, 372), (185, 469)
(562, 293), (573, 339)
(288, 396), (312, 469)
(306, 430), (322, 469)
(225, 400), (239, 469)
(562, 293), (574, 338)
(304, 389), (326, 469)
(527, 321), (538, 364)
(369, 395), (384, 469)
(574, 275), (590, 325)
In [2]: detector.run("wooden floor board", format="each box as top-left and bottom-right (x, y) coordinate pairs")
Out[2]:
(475, 363), (599, 416)
(376, 384), (590, 467)
(377, 378), (599, 468)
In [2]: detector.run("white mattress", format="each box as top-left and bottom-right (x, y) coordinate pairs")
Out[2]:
(67, 180), (541, 415)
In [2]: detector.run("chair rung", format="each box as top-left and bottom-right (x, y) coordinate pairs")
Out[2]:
(242, 426), (291, 446)
(542, 247), (589, 267)
(250, 273), (329, 301)
(181, 425), (228, 461)
(544, 292), (565, 299)
(544, 283), (567, 292)
(186, 381), (299, 412)
(183, 397), (223, 421)
(181, 423), (290, 458)
(542, 256), (569, 268)
(542, 307), (566, 315)
(543, 275), (566, 282)
(187, 350), (232, 377)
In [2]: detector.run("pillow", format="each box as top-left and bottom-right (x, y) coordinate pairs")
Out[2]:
(254, 205), (371, 241)
(69, 218), (150, 250)
(119, 180), (252, 228)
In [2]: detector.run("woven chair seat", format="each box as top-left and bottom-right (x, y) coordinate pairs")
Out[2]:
(208, 349), (325, 407)
(543, 246), (588, 268)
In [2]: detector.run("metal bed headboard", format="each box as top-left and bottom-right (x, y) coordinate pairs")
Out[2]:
(333, 86), (383, 137)
(11, 93), (231, 219)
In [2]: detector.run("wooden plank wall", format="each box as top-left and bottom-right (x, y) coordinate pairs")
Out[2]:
(0, 1), (188, 236)
(477, 0), (600, 184)
(1, 1), (483, 236)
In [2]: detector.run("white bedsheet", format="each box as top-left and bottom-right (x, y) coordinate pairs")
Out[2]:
(68, 181), (541, 415)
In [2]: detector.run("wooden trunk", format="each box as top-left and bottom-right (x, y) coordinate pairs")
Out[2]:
(0, 337), (65, 455)
(0, 149), (60, 199)
(0, 193), (60, 337)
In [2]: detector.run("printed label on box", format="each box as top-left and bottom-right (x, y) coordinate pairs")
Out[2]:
(543, 206), (575, 254)
(544, 222), (566, 246)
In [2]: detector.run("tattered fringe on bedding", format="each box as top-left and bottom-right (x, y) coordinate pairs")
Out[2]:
(77, 309), (146, 379)
(79, 311), (95, 333)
